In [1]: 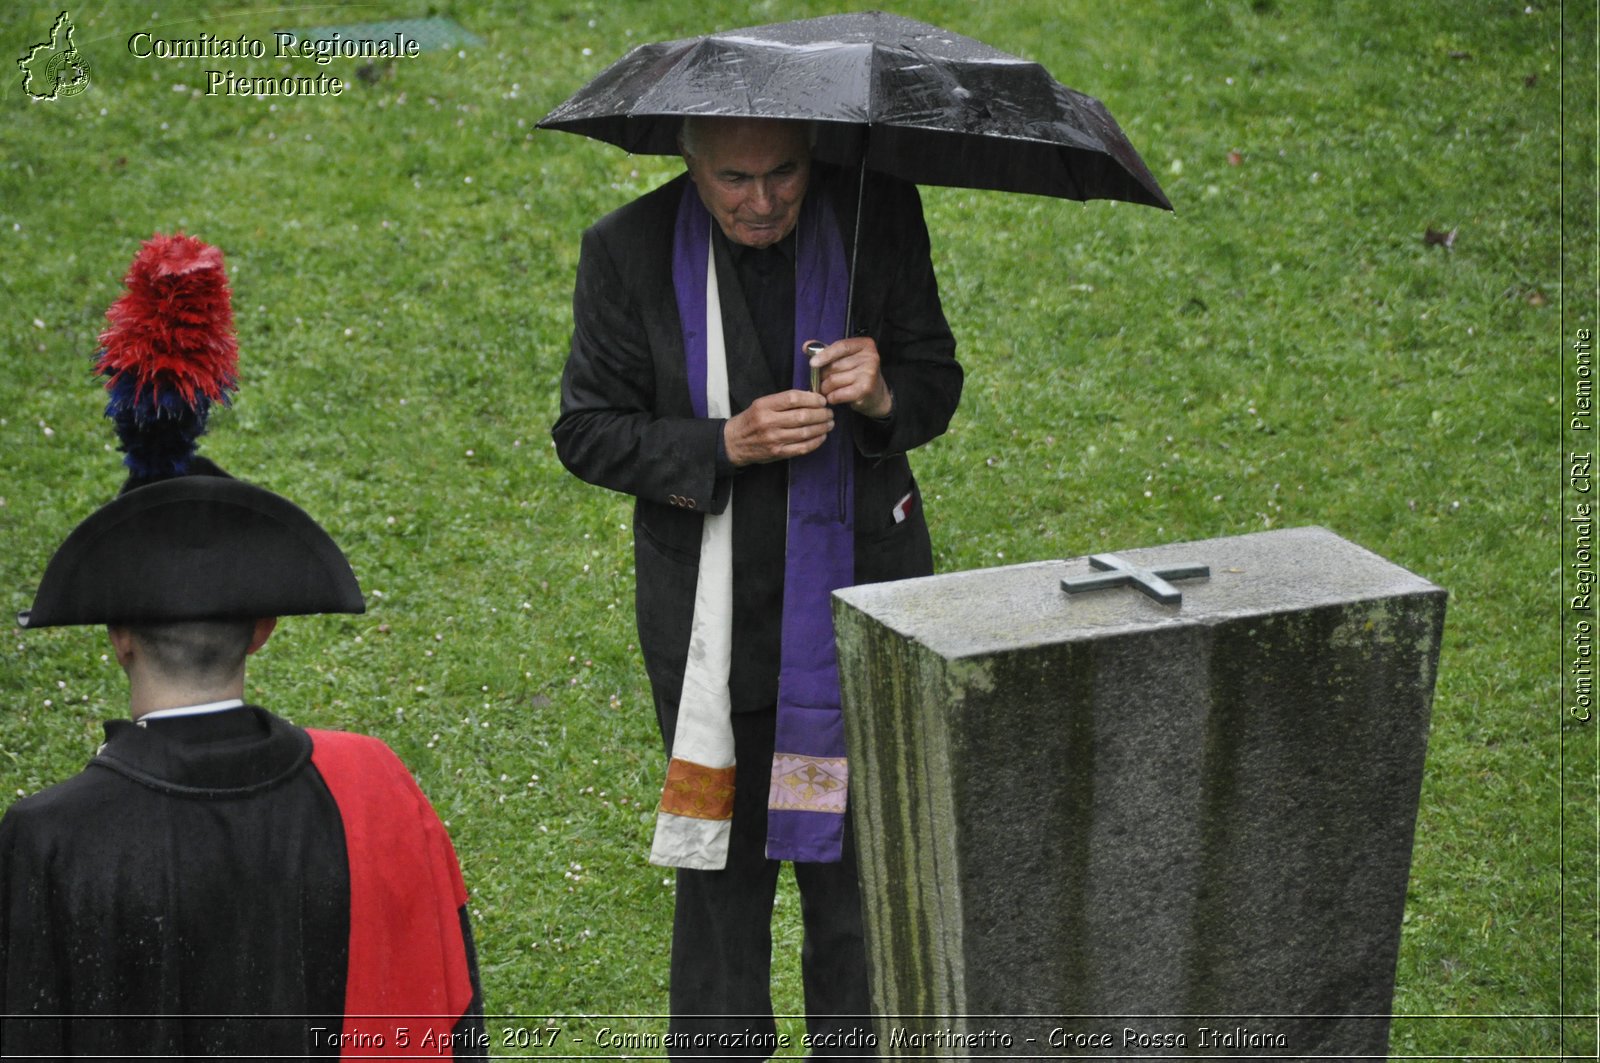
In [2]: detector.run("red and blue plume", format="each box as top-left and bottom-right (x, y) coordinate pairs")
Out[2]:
(96, 233), (238, 479)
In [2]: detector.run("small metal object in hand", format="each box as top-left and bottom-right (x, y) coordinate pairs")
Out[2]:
(805, 341), (826, 393)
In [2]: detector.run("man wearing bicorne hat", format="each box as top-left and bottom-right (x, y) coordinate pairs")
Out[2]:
(0, 234), (485, 1059)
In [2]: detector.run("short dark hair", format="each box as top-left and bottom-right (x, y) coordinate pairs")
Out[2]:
(126, 619), (257, 684)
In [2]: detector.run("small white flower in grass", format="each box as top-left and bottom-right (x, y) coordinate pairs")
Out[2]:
(466, 449), (474, 456)
(32, 318), (45, 329)
(386, 516), (396, 525)
(43, 699), (52, 707)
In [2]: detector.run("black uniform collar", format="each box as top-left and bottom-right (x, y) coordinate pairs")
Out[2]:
(92, 704), (312, 796)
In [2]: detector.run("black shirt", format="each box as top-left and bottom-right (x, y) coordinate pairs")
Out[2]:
(718, 226), (798, 391)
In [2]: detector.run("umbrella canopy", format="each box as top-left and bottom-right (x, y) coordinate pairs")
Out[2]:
(537, 10), (1171, 210)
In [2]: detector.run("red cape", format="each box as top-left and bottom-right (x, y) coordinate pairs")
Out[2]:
(310, 730), (475, 1057)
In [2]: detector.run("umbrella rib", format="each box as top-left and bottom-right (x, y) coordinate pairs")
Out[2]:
(625, 37), (720, 120)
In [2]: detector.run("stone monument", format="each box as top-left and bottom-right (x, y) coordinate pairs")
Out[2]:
(831, 526), (1445, 1058)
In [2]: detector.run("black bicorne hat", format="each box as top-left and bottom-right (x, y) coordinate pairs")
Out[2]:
(19, 475), (365, 629)
(20, 233), (365, 629)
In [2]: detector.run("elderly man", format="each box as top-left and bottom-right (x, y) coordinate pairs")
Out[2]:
(553, 116), (962, 1052)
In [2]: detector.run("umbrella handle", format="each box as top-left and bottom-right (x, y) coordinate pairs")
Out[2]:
(839, 151), (868, 524)
(845, 154), (865, 338)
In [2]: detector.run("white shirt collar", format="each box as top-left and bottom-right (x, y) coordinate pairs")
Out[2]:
(136, 698), (247, 725)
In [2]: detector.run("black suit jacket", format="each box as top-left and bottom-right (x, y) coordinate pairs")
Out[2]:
(553, 165), (962, 731)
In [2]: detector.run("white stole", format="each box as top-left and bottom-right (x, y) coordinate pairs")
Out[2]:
(650, 231), (737, 869)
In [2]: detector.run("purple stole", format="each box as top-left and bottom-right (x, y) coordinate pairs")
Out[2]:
(665, 181), (854, 865)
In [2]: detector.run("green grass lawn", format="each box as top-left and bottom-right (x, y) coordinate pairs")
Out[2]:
(1, 0), (1586, 1057)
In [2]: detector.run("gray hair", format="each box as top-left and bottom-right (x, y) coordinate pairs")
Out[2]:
(678, 115), (819, 158)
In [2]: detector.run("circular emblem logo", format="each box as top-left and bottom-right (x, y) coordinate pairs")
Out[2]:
(44, 49), (91, 98)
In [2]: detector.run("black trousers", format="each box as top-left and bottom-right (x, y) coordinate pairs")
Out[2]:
(666, 708), (873, 1059)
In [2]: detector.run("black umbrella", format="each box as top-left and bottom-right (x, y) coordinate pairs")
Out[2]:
(537, 10), (1172, 211)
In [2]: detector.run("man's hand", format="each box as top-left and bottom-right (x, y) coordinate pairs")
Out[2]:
(809, 337), (892, 419)
(724, 390), (834, 466)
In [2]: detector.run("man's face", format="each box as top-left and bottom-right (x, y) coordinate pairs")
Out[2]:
(682, 118), (811, 249)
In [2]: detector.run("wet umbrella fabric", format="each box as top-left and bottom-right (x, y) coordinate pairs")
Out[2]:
(537, 10), (1171, 210)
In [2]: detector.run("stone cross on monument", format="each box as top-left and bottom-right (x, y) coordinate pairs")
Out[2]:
(832, 526), (1446, 1059)
(1060, 552), (1210, 605)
